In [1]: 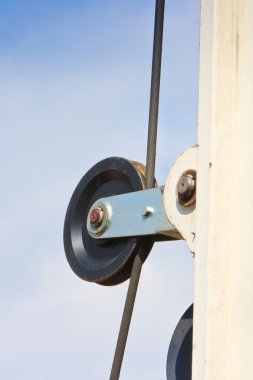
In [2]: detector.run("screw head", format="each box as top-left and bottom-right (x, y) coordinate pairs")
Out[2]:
(142, 206), (154, 217)
(89, 207), (104, 227)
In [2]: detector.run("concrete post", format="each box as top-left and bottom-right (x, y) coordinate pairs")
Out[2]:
(192, 0), (253, 379)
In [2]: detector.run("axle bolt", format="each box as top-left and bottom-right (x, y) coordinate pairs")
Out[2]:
(177, 171), (196, 206)
(90, 207), (104, 227)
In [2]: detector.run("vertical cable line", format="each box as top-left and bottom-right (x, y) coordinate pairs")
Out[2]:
(109, 1), (165, 379)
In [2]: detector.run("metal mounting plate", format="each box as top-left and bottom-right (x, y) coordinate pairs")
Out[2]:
(163, 146), (197, 253)
(87, 187), (180, 239)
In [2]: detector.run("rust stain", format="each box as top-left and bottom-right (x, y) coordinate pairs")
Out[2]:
(130, 160), (147, 188)
(131, 160), (158, 188)
(131, 161), (146, 177)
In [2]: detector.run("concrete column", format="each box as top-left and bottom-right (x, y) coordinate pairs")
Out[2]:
(193, 0), (253, 379)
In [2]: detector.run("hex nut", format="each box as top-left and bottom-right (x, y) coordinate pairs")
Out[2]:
(87, 202), (110, 237)
(177, 170), (196, 207)
(90, 207), (104, 227)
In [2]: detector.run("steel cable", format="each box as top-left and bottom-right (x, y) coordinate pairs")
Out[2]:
(109, 1), (165, 379)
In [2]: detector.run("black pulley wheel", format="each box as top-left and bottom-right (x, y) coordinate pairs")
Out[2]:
(64, 157), (154, 286)
(166, 304), (193, 380)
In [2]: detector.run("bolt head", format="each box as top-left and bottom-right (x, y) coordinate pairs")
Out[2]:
(90, 207), (104, 226)
(177, 172), (196, 206)
(178, 175), (195, 196)
(142, 206), (154, 217)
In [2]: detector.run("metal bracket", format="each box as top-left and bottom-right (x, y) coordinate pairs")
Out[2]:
(163, 145), (197, 253)
(87, 146), (197, 252)
(87, 187), (181, 240)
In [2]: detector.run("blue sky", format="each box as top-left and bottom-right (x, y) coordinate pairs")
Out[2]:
(0, 1), (199, 379)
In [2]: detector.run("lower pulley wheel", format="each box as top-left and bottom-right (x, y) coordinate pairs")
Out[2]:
(166, 304), (193, 380)
(63, 157), (154, 286)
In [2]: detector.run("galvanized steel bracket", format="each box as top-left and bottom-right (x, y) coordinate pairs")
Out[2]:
(87, 187), (180, 240)
(87, 146), (197, 253)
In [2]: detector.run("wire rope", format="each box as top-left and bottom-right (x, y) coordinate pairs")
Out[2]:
(109, 1), (165, 378)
